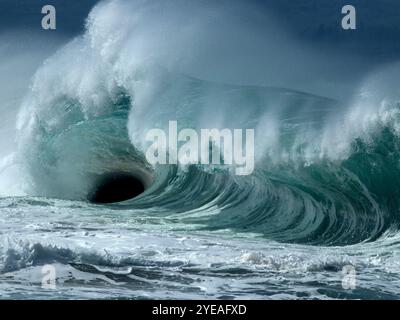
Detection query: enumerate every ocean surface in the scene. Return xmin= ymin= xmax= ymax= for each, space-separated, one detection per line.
xmin=1 ymin=0 xmax=400 ymax=300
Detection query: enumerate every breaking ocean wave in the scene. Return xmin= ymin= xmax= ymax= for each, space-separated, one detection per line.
xmin=1 ymin=0 xmax=400 ymax=299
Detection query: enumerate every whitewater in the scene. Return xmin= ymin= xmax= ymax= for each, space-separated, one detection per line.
xmin=1 ymin=0 xmax=400 ymax=299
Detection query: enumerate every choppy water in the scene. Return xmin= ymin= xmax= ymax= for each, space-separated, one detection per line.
xmin=2 ymin=197 xmax=400 ymax=299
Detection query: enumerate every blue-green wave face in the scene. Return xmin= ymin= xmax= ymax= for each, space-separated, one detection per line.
xmin=17 ymin=65 xmax=400 ymax=246
xmin=4 ymin=0 xmax=400 ymax=300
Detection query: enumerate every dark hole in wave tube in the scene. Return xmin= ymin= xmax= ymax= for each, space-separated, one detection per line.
xmin=89 ymin=172 xmax=145 ymax=204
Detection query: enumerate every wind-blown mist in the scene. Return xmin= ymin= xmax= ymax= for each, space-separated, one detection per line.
xmin=0 ymin=32 xmax=66 ymax=196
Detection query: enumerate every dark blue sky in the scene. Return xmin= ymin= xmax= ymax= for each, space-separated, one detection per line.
xmin=1 ymin=0 xmax=400 ymax=61
xmin=0 ymin=0 xmax=99 ymax=35
xmin=264 ymin=0 xmax=400 ymax=60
